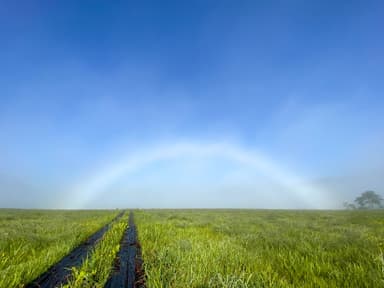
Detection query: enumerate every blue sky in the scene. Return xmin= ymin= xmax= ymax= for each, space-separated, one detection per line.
xmin=1 ymin=0 xmax=383 ymax=208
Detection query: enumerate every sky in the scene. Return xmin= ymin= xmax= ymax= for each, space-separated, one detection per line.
xmin=0 ymin=0 xmax=383 ymax=209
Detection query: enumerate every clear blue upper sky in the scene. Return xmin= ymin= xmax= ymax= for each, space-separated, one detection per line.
xmin=1 ymin=0 xmax=383 ymax=208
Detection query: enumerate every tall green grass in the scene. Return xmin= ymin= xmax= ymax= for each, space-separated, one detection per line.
xmin=136 ymin=209 xmax=384 ymax=287
xmin=0 ymin=209 xmax=118 ymax=288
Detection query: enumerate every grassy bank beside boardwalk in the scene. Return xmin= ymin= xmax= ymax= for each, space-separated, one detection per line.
xmin=136 ymin=209 xmax=384 ymax=288
xmin=0 ymin=209 xmax=119 ymax=288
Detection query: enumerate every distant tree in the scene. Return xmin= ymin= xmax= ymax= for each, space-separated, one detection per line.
xmin=343 ymin=201 xmax=356 ymax=210
xmin=354 ymin=190 xmax=383 ymax=209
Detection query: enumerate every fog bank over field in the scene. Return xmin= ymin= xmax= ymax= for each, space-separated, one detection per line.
xmin=1 ymin=139 xmax=383 ymax=209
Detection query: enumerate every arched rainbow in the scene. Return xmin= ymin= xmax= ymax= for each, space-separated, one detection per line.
xmin=62 ymin=141 xmax=329 ymax=209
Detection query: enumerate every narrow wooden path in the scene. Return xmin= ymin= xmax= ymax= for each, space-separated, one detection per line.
xmin=105 ymin=211 xmax=145 ymax=288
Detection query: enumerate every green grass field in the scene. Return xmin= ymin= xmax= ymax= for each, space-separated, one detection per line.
xmin=135 ymin=209 xmax=384 ymax=288
xmin=1 ymin=209 xmax=383 ymax=287
xmin=0 ymin=209 xmax=119 ymax=287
